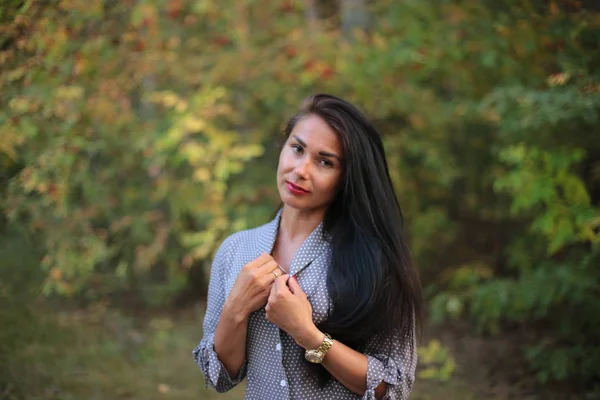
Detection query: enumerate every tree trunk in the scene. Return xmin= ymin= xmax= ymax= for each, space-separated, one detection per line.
xmin=341 ymin=0 xmax=369 ymax=40
xmin=305 ymin=0 xmax=319 ymax=32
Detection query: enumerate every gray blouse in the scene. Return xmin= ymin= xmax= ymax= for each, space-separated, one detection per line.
xmin=193 ymin=210 xmax=417 ymax=399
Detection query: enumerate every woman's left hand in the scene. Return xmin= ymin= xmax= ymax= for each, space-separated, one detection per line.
xmin=265 ymin=275 xmax=323 ymax=349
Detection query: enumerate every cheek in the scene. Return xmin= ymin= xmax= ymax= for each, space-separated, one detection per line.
xmin=276 ymin=151 xmax=287 ymax=175
xmin=278 ymin=150 xmax=296 ymax=172
xmin=316 ymin=171 xmax=343 ymax=196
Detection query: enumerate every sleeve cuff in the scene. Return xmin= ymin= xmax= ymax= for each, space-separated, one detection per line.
xmin=362 ymin=354 xmax=413 ymax=400
xmin=193 ymin=333 xmax=247 ymax=392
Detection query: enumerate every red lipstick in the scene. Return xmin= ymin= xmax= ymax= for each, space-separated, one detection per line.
xmin=286 ymin=181 xmax=309 ymax=195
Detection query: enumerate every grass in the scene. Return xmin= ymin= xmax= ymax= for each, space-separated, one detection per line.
xmin=2 ymin=303 xmax=484 ymax=400
xmin=3 ymin=304 xmax=243 ymax=400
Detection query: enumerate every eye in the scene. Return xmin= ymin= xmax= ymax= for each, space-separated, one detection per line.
xmin=319 ymin=159 xmax=334 ymax=168
xmin=291 ymin=144 xmax=303 ymax=154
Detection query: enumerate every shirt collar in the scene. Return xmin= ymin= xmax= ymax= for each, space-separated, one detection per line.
xmin=258 ymin=208 xmax=331 ymax=277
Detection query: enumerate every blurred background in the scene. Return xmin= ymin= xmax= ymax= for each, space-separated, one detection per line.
xmin=1 ymin=0 xmax=599 ymax=399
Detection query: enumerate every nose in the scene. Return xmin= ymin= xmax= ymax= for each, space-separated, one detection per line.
xmin=294 ymin=156 xmax=310 ymax=180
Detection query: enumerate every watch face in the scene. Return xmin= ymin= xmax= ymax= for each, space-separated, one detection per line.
xmin=305 ymin=350 xmax=323 ymax=363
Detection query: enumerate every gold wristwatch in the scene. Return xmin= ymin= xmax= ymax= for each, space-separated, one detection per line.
xmin=304 ymin=333 xmax=333 ymax=364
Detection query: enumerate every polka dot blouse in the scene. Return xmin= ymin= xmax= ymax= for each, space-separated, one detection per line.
xmin=193 ymin=210 xmax=417 ymax=399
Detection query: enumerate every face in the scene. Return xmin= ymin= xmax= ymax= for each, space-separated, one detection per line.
xmin=277 ymin=114 xmax=344 ymax=213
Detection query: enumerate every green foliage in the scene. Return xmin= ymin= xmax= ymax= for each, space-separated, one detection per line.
xmin=1 ymin=1 xmax=267 ymax=301
xmin=423 ymin=1 xmax=600 ymax=387
xmin=0 ymin=224 xmax=45 ymax=395
xmin=1 ymin=0 xmax=599 ymax=394
xmin=0 ymin=306 xmax=248 ymax=400
xmin=417 ymin=340 xmax=457 ymax=382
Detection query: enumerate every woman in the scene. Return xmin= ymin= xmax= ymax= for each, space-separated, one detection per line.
xmin=194 ymin=94 xmax=422 ymax=399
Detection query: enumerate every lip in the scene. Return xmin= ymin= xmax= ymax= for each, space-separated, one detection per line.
xmin=286 ymin=181 xmax=310 ymax=195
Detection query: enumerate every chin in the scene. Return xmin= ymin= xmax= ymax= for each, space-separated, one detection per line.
xmin=281 ymin=197 xmax=329 ymax=215
xmin=280 ymin=194 xmax=306 ymax=209
xmin=278 ymin=183 xmax=327 ymax=212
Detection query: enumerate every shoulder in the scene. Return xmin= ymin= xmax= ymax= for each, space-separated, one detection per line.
xmin=214 ymin=219 xmax=274 ymax=261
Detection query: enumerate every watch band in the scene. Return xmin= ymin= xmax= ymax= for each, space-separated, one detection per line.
xmin=304 ymin=333 xmax=333 ymax=364
xmin=316 ymin=333 xmax=333 ymax=354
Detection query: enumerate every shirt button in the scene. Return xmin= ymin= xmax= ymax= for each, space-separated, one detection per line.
xmin=276 ymin=343 xmax=282 ymax=351
xmin=280 ymin=379 xmax=287 ymax=387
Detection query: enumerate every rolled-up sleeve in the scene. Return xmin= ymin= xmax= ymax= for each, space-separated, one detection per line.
xmin=192 ymin=236 xmax=247 ymax=392
xmin=361 ymin=322 xmax=417 ymax=400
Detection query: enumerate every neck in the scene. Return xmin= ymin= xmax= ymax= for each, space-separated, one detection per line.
xmin=279 ymin=205 xmax=325 ymax=243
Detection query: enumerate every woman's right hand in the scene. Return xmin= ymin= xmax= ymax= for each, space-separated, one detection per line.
xmin=223 ymin=253 xmax=282 ymax=319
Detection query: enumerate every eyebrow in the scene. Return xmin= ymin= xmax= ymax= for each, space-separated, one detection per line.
xmin=293 ymin=135 xmax=342 ymax=162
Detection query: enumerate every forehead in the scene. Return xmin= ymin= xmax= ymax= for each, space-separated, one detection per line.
xmin=290 ymin=115 xmax=343 ymax=155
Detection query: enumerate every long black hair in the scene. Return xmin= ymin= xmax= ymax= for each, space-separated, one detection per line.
xmin=283 ymin=94 xmax=422 ymax=384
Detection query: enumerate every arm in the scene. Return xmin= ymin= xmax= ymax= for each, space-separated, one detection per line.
xmin=214 ymin=252 xmax=282 ymax=377
xmin=193 ymin=248 xmax=281 ymax=392
xmin=300 ymin=325 xmax=416 ymax=399
xmin=266 ymin=276 xmax=417 ymax=400
xmin=300 ymin=332 xmax=387 ymax=397
xmin=193 ymin=238 xmax=247 ymax=392
xmin=213 ymin=299 xmax=249 ymax=379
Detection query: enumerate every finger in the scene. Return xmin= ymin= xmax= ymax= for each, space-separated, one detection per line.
xmin=261 ymin=274 xmax=277 ymax=289
xmin=250 ymin=252 xmax=274 ymax=269
xmin=276 ymin=264 xmax=287 ymax=275
xmin=257 ymin=259 xmax=279 ymax=273
xmin=273 ymin=274 xmax=290 ymax=290
xmin=259 ymin=267 xmax=281 ymax=285
xmin=287 ymin=275 xmax=305 ymax=296
xmin=260 ymin=269 xmax=282 ymax=288
xmin=261 ymin=262 xmax=289 ymax=284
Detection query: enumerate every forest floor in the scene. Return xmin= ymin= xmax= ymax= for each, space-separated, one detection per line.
xmin=5 ymin=303 xmax=581 ymax=400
